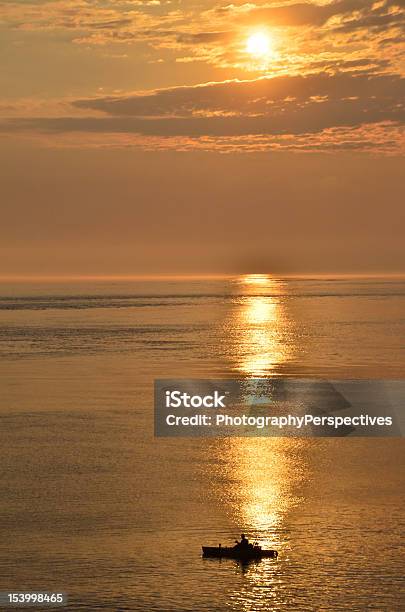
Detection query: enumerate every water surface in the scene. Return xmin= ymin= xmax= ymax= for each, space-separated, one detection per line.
xmin=0 ymin=276 xmax=404 ymax=610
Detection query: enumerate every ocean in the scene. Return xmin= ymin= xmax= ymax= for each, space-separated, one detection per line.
xmin=0 ymin=276 xmax=404 ymax=611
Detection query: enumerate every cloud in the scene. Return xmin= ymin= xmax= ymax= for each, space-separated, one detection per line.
xmin=175 ymin=31 xmax=234 ymax=45
xmin=1 ymin=0 xmax=172 ymax=35
xmin=1 ymin=1 xmax=404 ymax=152
xmin=1 ymin=71 xmax=404 ymax=152
xmin=72 ymin=72 xmax=405 ymax=123
xmin=2 ymin=113 xmax=403 ymax=139
xmin=221 ymin=0 xmax=404 ymax=30
xmin=332 ymin=2 xmax=405 ymax=33
xmin=2 ymin=0 xmax=404 ymax=78
xmin=223 ymin=0 xmax=365 ymax=27
xmin=1 ymin=119 xmax=402 ymax=154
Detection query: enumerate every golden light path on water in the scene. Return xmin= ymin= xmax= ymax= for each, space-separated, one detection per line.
xmin=214 ymin=275 xmax=307 ymax=607
xmin=236 ymin=274 xmax=290 ymax=377
xmin=222 ymin=436 xmax=302 ymax=542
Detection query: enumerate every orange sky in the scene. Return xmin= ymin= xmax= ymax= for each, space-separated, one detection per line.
xmin=0 ymin=0 xmax=404 ymax=275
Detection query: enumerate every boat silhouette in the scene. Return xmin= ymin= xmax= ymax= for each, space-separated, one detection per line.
xmin=202 ymin=535 xmax=278 ymax=560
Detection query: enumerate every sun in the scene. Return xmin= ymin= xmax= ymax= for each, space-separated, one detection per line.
xmin=246 ymin=32 xmax=272 ymax=58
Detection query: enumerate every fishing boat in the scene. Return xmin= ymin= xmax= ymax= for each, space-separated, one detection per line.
xmin=202 ymin=545 xmax=278 ymax=560
xmin=202 ymin=536 xmax=278 ymax=560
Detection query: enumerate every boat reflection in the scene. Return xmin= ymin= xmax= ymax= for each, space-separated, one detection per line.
xmin=202 ymin=555 xmax=272 ymax=576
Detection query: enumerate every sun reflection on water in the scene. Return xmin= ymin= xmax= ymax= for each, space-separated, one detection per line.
xmin=214 ymin=275 xmax=306 ymax=604
xmin=228 ymin=274 xmax=293 ymax=377
xmin=215 ymin=435 xmax=307 ymax=609
xmin=221 ymin=437 xmax=303 ymax=547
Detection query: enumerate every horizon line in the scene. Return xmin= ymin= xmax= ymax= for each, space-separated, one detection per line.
xmin=1 ymin=273 xmax=405 ymax=282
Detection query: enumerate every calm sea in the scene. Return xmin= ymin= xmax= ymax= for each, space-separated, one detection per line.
xmin=0 ymin=276 xmax=404 ymax=611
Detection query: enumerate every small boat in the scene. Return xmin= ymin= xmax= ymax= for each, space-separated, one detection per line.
xmin=202 ymin=543 xmax=278 ymax=560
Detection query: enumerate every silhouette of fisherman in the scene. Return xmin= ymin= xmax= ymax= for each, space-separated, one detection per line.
xmin=235 ymin=534 xmax=251 ymax=551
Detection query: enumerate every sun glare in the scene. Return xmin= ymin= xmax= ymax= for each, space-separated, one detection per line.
xmin=246 ymin=32 xmax=272 ymax=58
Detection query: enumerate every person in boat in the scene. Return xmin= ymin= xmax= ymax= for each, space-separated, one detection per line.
xmin=234 ymin=534 xmax=252 ymax=551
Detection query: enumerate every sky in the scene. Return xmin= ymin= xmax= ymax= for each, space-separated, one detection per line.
xmin=0 ymin=0 xmax=404 ymax=276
